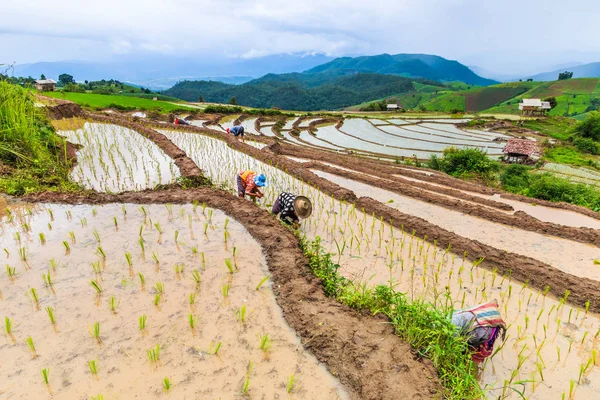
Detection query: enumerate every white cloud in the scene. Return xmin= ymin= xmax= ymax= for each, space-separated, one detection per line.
xmin=1 ymin=0 xmax=599 ymax=73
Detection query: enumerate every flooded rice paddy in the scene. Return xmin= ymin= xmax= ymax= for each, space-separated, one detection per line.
xmin=0 ymin=203 xmax=347 ymax=399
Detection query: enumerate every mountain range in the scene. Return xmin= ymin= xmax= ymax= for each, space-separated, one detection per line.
xmin=528 ymin=62 xmax=600 ymax=81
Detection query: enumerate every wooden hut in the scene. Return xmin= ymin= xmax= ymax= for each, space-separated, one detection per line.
xmin=502 ymin=138 xmax=540 ymax=163
xmin=34 ymin=79 xmax=56 ymax=91
xmin=518 ymin=99 xmax=551 ymax=116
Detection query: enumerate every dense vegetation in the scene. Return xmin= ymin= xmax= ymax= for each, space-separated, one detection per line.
xmin=164 ymin=73 xmax=422 ymax=111
xmin=427 ymin=142 xmax=600 ymax=211
xmin=0 ymin=81 xmax=79 ymax=195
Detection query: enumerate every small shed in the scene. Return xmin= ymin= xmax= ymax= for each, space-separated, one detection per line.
xmin=518 ymin=98 xmax=551 ymax=116
xmin=503 ymin=138 xmax=540 ymax=163
xmin=34 ymin=79 xmax=56 ymax=92
xmin=386 ymin=104 xmax=400 ymax=111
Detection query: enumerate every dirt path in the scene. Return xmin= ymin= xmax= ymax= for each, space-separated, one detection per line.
xmin=23 ymin=188 xmax=441 ymax=400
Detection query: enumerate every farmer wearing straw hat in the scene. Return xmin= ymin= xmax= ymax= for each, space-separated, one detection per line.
xmin=237 ymin=170 xmax=266 ymax=199
xmin=227 ymin=125 xmax=245 ymax=143
xmin=272 ymin=192 xmax=313 ymax=227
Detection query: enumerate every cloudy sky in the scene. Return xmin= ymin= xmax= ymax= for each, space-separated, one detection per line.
xmin=1 ymin=0 xmax=598 ymax=75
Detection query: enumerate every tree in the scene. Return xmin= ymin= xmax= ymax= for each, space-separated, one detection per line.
xmin=544 ymin=96 xmax=557 ymax=109
xmin=58 ymin=73 xmax=75 ymax=85
xmin=198 ymin=95 xmax=204 ymax=103
xmin=558 ymin=71 xmax=573 ymax=80
xmin=40 ymin=74 xmax=46 ymax=80
xmin=229 ymin=96 xmax=238 ymax=105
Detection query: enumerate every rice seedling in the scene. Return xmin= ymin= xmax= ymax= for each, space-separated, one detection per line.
xmin=191 ymin=269 xmax=201 ymax=287
xmin=96 ymin=246 xmax=106 ymax=260
xmin=91 ymin=261 xmax=102 ymax=276
xmin=138 ymin=272 xmax=146 ymax=291
xmin=188 ymin=314 xmax=197 ymax=331
xmin=124 ymin=252 xmax=133 ymax=267
xmin=225 ymin=258 xmax=235 ymax=274
xmin=90 ymin=280 xmax=103 ymax=294
xmin=19 ymin=246 xmax=27 ymax=262
xmin=189 ymin=293 xmax=196 ymax=305
xmin=62 ymin=241 xmax=70 ymax=254
xmin=90 ymin=322 xmax=101 ymax=344
xmin=242 ymin=376 xmax=250 ymax=396
xmin=69 ymin=231 xmax=76 ymax=243
xmin=28 ymin=287 xmax=40 ymax=309
xmin=211 ymin=341 xmax=222 ymax=355
xmin=255 ymin=275 xmax=269 ymax=290
xmin=91 ymin=395 xmax=104 ymax=400
xmin=42 ymin=270 xmax=53 ymax=289
xmin=38 ymin=232 xmax=46 ymax=245
xmin=201 ymin=252 xmax=206 ymax=270
xmin=235 ymin=305 xmax=247 ymax=325
xmin=108 ymin=296 xmax=119 ymax=314
xmin=221 ymin=283 xmax=231 ymax=300
xmin=6 ymin=265 xmax=17 ymax=281
xmin=41 ymin=368 xmax=50 ymax=386
xmin=88 ymin=359 xmax=98 ymax=378
xmin=26 ymin=336 xmax=37 ymax=357
xmin=287 ymin=373 xmax=295 ymax=394
xmin=203 ymin=222 xmax=209 ymax=236
xmin=93 ymin=229 xmax=101 ymax=243
xmin=174 ymin=263 xmax=185 ymax=277
xmin=113 ymin=217 xmax=118 ymax=229
xmin=259 ymin=333 xmax=271 ymax=353
xmin=45 ymin=306 xmax=56 ymax=326
xmin=147 ymin=344 xmax=160 ymax=364
xmin=4 ymin=316 xmax=13 ymax=336
xmin=138 ymin=237 xmax=145 ymax=254
xmin=174 ymin=230 xmax=180 ymax=244
xmin=154 ymin=281 xmax=164 ymax=294
xmin=163 ymin=377 xmax=171 ymax=391
xmin=139 ymin=314 xmax=147 ymax=332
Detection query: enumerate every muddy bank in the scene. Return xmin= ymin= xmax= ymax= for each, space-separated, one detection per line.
xmin=309 ymin=162 xmax=600 ymax=248
xmin=304 ymin=162 xmax=514 ymax=212
xmin=355 ymin=197 xmax=600 ymax=314
xmin=88 ymin=114 xmax=207 ymax=184
xmin=23 ymin=188 xmax=441 ymax=400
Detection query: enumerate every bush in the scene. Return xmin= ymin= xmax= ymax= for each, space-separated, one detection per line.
xmin=427 ymin=147 xmax=500 ymax=181
xmin=62 ymin=83 xmax=85 ymax=93
xmin=574 ymin=111 xmax=600 ymax=141
xmin=499 ymin=164 xmax=531 ymax=192
xmin=573 ymin=137 xmax=600 ymax=155
xmin=525 ymin=173 xmax=600 ymax=211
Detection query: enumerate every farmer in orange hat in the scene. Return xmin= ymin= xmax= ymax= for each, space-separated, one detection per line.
xmin=227 ymin=125 xmax=245 ymax=143
xmin=237 ymin=170 xmax=266 ymax=199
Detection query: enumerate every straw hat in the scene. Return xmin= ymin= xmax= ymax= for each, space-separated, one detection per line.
xmin=293 ymin=196 xmax=313 ymax=219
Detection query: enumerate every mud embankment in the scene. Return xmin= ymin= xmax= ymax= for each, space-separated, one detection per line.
xmin=22 ymin=188 xmax=441 ymax=400
xmin=88 ymin=114 xmax=207 ymax=184
xmin=306 ymin=162 xmax=600 ymax=248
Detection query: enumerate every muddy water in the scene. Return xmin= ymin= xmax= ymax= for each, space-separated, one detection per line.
xmin=394 ymin=174 xmax=600 ymax=230
xmin=313 ymin=171 xmax=600 ymax=282
xmin=86 ymin=130 xmax=600 ymax=398
xmin=58 ymin=123 xmax=180 ymax=193
xmin=0 ymin=204 xmax=347 ymax=399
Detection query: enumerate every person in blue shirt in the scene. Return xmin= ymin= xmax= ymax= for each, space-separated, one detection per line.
xmin=226 ymin=125 xmax=245 ymax=143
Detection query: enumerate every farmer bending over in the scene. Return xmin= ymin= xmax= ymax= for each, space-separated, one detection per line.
xmin=451 ymin=300 xmax=507 ymax=363
xmin=272 ymin=192 xmax=313 ymax=227
xmin=237 ymin=170 xmax=266 ymax=199
xmin=227 ymin=125 xmax=245 ymax=143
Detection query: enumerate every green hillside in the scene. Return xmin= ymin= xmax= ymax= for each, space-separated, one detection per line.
xmin=484 ymin=78 xmax=600 ymax=116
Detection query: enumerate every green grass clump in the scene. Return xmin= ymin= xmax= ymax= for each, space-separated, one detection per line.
xmin=0 ymin=81 xmax=80 ymax=195
xmin=300 ymin=236 xmax=480 ymax=399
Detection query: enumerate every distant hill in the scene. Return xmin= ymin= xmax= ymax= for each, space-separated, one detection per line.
xmin=12 ymin=53 xmax=333 ymax=90
xmin=529 ymin=62 xmax=600 ymax=81
xmin=306 ymin=53 xmax=498 ymax=86
xmin=163 ymin=73 xmax=442 ymax=110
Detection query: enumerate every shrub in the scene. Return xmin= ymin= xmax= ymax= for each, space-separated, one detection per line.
xmin=574 ymin=111 xmax=600 ymax=141
xmin=499 ymin=164 xmax=531 ymax=192
xmin=573 ymin=137 xmax=600 ymax=155
xmin=62 ymin=83 xmax=85 ymax=93
xmin=427 ymin=147 xmax=500 ymax=181
xmin=525 ymin=173 xmax=600 ymax=211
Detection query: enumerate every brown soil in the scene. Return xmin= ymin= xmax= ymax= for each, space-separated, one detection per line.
xmin=46 ymin=102 xmax=84 ymax=120
xmin=23 ymin=187 xmax=442 ymax=400
xmin=88 ymin=114 xmax=207 ymax=184
xmin=304 ymin=161 xmax=514 ymax=212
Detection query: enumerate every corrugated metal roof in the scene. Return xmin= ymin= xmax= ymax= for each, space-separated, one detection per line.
xmin=541 ymin=101 xmax=552 ymax=109
xmin=521 ymin=98 xmax=542 ymax=107
xmin=386 ymin=104 xmax=399 ymax=108
xmin=503 ymin=138 xmax=540 ymax=156
xmin=35 ymin=79 xmax=56 ymax=84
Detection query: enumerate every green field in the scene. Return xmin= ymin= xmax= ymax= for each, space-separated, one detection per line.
xmin=42 ymin=92 xmax=197 ymax=113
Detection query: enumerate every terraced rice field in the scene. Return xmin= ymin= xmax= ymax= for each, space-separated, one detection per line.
xmin=541 ymin=163 xmax=600 ymax=188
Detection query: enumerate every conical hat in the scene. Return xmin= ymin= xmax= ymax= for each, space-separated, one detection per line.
xmin=293 ymin=196 xmax=313 ymax=219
